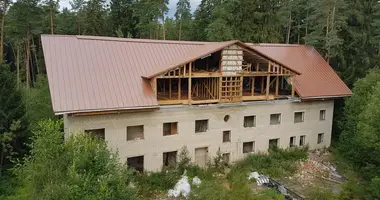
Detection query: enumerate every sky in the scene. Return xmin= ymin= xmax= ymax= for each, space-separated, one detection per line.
xmin=59 ymin=0 xmax=202 ymax=17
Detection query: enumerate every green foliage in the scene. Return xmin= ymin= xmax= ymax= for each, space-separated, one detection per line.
xmin=22 ymin=75 xmax=55 ymax=128
xmin=0 ymin=64 xmax=28 ymax=175
xmin=135 ymin=171 xmax=180 ymax=198
xmin=306 ymin=187 xmax=336 ymax=200
xmin=230 ymin=147 xmax=307 ymax=180
xmin=10 ymin=119 xmax=136 ymax=200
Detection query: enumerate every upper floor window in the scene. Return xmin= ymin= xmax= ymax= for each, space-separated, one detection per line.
xmin=85 ymin=128 xmax=105 ymax=139
xmin=163 ymin=122 xmax=178 ymax=136
xmin=320 ymin=110 xmax=326 ymax=121
xmin=270 ymin=114 xmax=281 ymax=125
xmin=195 ymin=120 xmax=208 ymax=133
xmin=127 ymin=125 xmax=144 ymax=141
xmin=294 ymin=112 xmax=304 ymax=123
xmin=244 ymin=115 xmax=256 ymax=127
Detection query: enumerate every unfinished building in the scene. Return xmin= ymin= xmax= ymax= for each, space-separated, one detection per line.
xmin=41 ymin=35 xmax=352 ymax=171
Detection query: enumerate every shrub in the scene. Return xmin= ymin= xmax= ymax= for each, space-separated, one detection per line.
xmin=10 ymin=120 xmax=136 ymax=200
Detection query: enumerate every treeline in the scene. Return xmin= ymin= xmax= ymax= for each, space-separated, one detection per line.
xmin=0 ymin=0 xmax=379 ymax=88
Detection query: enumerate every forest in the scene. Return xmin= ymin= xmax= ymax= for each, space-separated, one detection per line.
xmin=0 ymin=0 xmax=380 ymax=199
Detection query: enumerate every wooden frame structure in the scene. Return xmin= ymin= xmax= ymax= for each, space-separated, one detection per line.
xmin=151 ymin=44 xmax=298 ymax=105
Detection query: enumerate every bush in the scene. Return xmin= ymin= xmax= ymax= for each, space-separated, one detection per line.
xmin=10 ymin=120 xmax=136 ymax=200
xmin=135 ymin=171 xmax=180 ymax=198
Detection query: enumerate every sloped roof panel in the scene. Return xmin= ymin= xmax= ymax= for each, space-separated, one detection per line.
xmin=252 ymin=44 xmax=352 ymax=98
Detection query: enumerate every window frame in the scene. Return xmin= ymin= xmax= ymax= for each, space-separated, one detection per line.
xmin=299 ymin=135 xmax=306 ymax=146
xmin=320 ymin=110 xmax=326 ymax=121
xmin=222 ymin=130 xmax=231 ymax=143
xmin=317 ymin=133 xmax=324 ymax=144
xmin=294 ymin=111 xmax=305 ymax=123
xmin=244 ymin=115 xmax=256 ymax=128
xmin=163 ymin=122 xmax=178 ymax=136
xmin=195 ymin=119 xmax=209 ymax=133
xmin=243 ymin=141 xmax=255 ymax=153
xmin=270 ymin=113 xmax=281 ymax=125
xmin=126 ymin=125 xmax=144 ymax=141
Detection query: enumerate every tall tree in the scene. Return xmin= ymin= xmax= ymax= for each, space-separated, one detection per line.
xmin=82 ymin=0 xmax=107 ymax=35
xmin=109 ymin=0 xmax=137 ymax=37
xmin=43 ymin=0 xmax=59 ymax=34
xmin=191 ymin=0 xmax=213 ymax=41
xmin=0 ymin=0 xmax=10 ymax=63
xmin=304 ymin=0 xmax=346 ymax=62
xmin=0 ymin=64 xmax=28 ymax=176
xmin=174 ymin=0 xmax=191 ymax=40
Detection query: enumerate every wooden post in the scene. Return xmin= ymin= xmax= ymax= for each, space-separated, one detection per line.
xmin=266 ymin=63 xmax=271 ymax=99
xmin=169 ymin=79 xmax=172 ymax=99
xmin=291 ymin=75 xmax=295 ymax=97
xmin=178 ymin=78 xmax=181 ymax=100
xmin=275 ymin=76 xmax=279 ymax=97
xmin=256 ymin=63 xmax=259 ymax=72
xmin=188 ymin=62 xmax=192 ymax=104
xmin=153 ymin=78 xmax=157 ymax=97
xmin=251 ymin=77 xmax=255 ymax=96
xmin=260 ymin=77 xmax=264 ymax=94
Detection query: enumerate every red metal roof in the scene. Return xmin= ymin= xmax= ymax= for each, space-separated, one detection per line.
xmin=41 ymin=35 xmax=351 ymax=114
xmin=251 ymin=44 xmax=352 ymax=99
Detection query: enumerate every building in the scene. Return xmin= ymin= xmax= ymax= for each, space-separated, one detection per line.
xmin=41 ymin=35 xmax=352 ymax=171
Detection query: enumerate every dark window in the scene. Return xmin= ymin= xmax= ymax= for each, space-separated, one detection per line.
xmin=269 ymin=138 xmax=279 ymax=150
xmin=195 ymin=120 xmax=208 ymax=133
xmin=320 ymin=110 xmax=326 ymax=121
xmin=294 ymin=112 xmax=304 ymax=123
xmin=243 ymin=142 xmax=255 ymax=153
xmin=85 ymin=128 xmax=105 ymax=139
xmin=127 ymin=125 xmax=144 ymax=141
xmin=299 ymin=135 xmax=306 ymax=146
xmin=244 ymin=116 xmax=256 ymax=127
xmin=270 ymin=114 xmax=281 ymax=125
xmin=317 ymin=133 xmax=324 ymax=144
xmin=163 ymin=122 xmax=178 ymax=136
xmin=163 ymin=151 xmax=177 ymax=167
xmin=289 ymin=136 xmax=296 ymax=147
xmin=127 ymin=156 xmax=144 ymax=172
xmin=223 ymin=131 xmax=231 ymax=142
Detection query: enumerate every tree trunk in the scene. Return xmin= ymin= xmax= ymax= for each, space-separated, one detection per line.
xmin=17 ymin=45 xmax=20 ymax=89
xmin=0 ymin=11 xmax=5 ymax=64
xmin=178 ymin=19 xmax=182 ymax=41
xmin=297 ymin=21 xmax=300 ymax=44
xmin=50 ymin=7 xmax=54 ymax=34
xmin=156 ymin=17 xmax=159 ymax=39
xmin=31 ymin=37 xmax=39 ymax=74
xmin=286 ymin=12 xmax=292 ymax=44
xmin=305 ymin=10 xmax=309 ymax=37
xmin=162 ymin=11 xmax=166 ymax=40
xmin=26 ymin=32 xmax=30 ymax=88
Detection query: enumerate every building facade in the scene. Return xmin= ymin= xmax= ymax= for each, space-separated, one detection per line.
xmin=41 ymin=35 xmax=351 ymax=172
xmin=64 ymin=100 xmax=333 ymax=171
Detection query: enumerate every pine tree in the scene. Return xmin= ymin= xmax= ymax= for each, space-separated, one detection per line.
xmin=191 ymin=0 xmax=213 ymax=41
xmin=0 ymin=64 xmax=28 ymax=176
xmin=83 ymin=0 xmax=107 ymax=35
xmin=109 ymin=0 xmax=137 ymax=37
xmin=174 ymin=0 xmax=191 ymax=40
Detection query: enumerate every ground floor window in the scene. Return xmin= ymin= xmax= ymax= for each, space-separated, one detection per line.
xmin=163 ymin=151 xmax=177 ymax=167
xmin=127 ymin=156 xmax=144 ymax=172
xmin=84 ymin=128 xmax=105 ymax=139
xmin=243 ymin=141 xmax=255 ymax=153
xmin=222 ymin=153 xmax=230 ymax=164
xmin=269 ymin=138 xmax=279 ymax=150
xmin=289 ymin=136 xmax=296 ymax=147
xmin=299 ymin=135 xmax=306 ymax=146
xmin=317 ymin=133 xmax=324 ymax=144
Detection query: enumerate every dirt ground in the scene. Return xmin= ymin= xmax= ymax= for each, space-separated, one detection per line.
xmin=279 ymin=149 xmax=346 ymax=197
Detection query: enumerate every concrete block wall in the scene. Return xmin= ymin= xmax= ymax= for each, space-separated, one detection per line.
xmin=64 ymin=100 xmax=334 ymax=171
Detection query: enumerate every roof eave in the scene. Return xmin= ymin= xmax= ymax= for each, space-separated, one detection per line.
xmin=55 ymin=105 xmax=160 ymax=116
xmin=301 ymin=94 xmax=352 ymax=100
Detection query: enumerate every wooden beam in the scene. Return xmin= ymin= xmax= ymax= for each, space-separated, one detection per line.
xmin=178 ymin=78 xmax=181 ymax=100
xmin=169 ymin=79 xmax=172 ymax=99
xmin=188 ymin=62 xmax=192 ymax=104
xmin=266 ymin=63 xmax=271 ymax=99
xmin=291 ymin=75 xmax=295 ymax=97
xmin=251 ymin=77 xmax=255 ymax=96
xmin=275 ymin=76 xmax=279 ymax=97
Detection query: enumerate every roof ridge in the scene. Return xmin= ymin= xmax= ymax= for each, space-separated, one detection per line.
xmin=75 ymin=35 xmax=212 ymax=45
xmin=255 ymin=43 xmax=304 ymax=47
